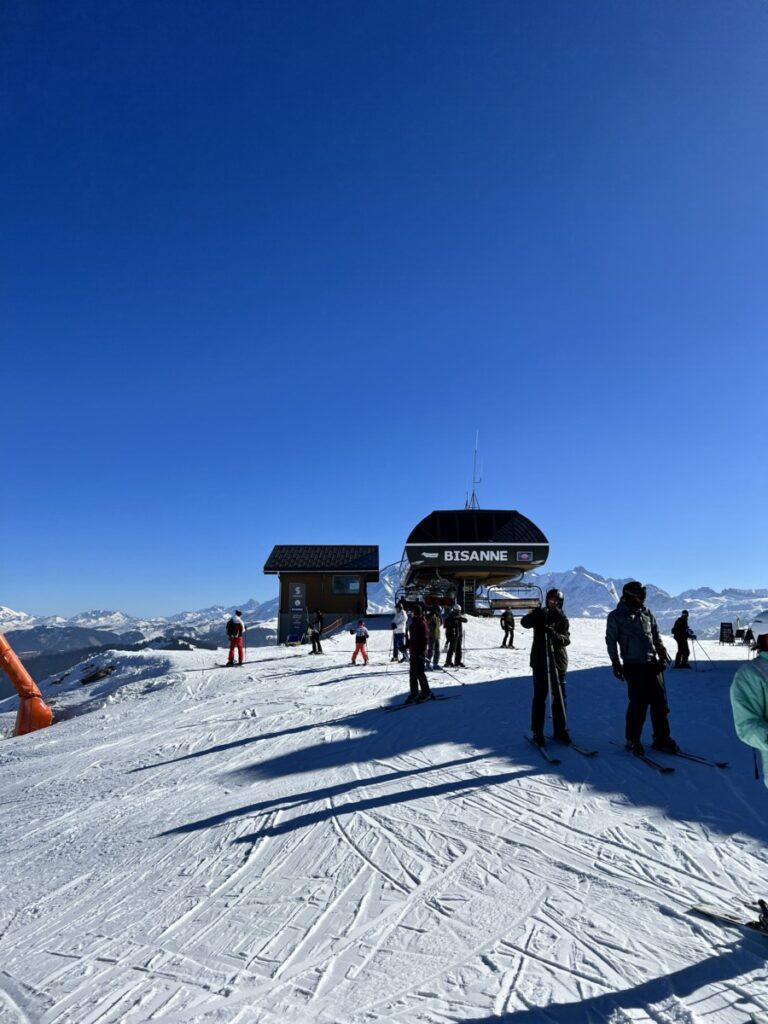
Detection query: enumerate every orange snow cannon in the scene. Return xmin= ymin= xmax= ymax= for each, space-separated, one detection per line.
xmin=0 ymin=633 xmax=54 ymax=736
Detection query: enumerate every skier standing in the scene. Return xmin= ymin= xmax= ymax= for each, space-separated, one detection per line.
xmin=521 ymin=589 xmax=571 ymax=745
xmin=310 ymin=608 xmax=324 ymax=655
xmin=444 ymin=605 xmax=467 ymax=668
xmin=606 ymin=581 xmax=676 ymax=755
xmin=404 ymin=603 xmax=433 ymax=703
xmin=226 ymin=610 xmax=246 ymax=667
xmin=427 ymin=608 xmax=442 ymax=669
xmin=731 ymin=631 xmax=768 ymax=785
xmin=671 ymin=610 xmax=693 ymax=668
xmin=391 ymin=602 xmax=408 ymax=662
xmin=351 ymin=620 xmax=370 ymax=665
xmin=500 ymin=608 xmax=515 ymax=648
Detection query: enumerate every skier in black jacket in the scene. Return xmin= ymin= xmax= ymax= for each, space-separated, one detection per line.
xmin=521 ymin=589 xmax=571 ymax=745
xmin=309 ymin=609 xmax=324 ymax=654
xmin=671 ymin=610 xmax=693 ymax=668
xmin=444 ymin=605 xmax=467 ymax=667
xmin=606 ymin=580 xmax=676 ymax=755
xmin=500 ymin=608 xmax=515 ymax=648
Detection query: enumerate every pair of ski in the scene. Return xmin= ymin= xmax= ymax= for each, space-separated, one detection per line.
xmin=691 ymin=901 xmax=768 ymax=938
xmin=383 ymin=694 xmax=456 ymax=712
xmin=524 ymin=735 xmax=598 ymax=765
xmin=609 ymin=741 xmax=729 ymax=774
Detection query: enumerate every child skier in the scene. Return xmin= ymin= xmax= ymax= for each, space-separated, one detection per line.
xmin=351 ymin=620 xmax=370 ymax=665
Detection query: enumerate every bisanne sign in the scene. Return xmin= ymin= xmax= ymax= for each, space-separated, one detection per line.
xmin=405 ymin=545 xmax=546 ymax=568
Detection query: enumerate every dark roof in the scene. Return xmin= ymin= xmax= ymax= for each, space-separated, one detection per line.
xmin=406 ymin=509 xmax=548 ymax=545
xmin=264 ymin=545 xmax=379 ymax=574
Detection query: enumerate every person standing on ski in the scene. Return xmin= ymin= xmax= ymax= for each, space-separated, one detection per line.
xmin=351 ymin=619 xmax=370 ymax=665
xmin=310 ymin=608 xmax=324 ymax=655
xmin=404 ymin=603 xmax=432 ymax=703
xmin=500 ymin=608 xmax=515 ymax=648
xmin=521 ymin=589 xmax=570 ymax=745
xmin=731 ymin=631 xmax=768 ymax=785
xmin=427 ymin=608 xmax=442 ymax=669
xmin=444 ymin=604 xmax=467 ymax=667
xmin=226 ymin=610 xmax=246 ymax=667
xmin=391 ymin=602 xmax=408 ymax=662
xmin=671 ymin=610 xmax=693 ymax=668
xmin=606 ymin=581 xmax=676 ymax=755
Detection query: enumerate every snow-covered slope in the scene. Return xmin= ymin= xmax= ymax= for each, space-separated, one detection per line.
xmin=1 ymin=619 xmax=766 ymax=1023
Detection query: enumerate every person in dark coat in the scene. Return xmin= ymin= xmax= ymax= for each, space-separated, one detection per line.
xmin=671 ymin=610 xmax=693 ymax=668
xmin=500 ymin=608 xmax=515 ymax=648
xmin=521 ymin=589 xmax=571 ymax=745
xmin=405 ymin=604 xmax=433 ymax=703
xmin=310 ymin=609 xmax=324 ymax=655
xmin=606 ymin=580 xmax=676 ymax=755
xmin=444 ymin=605 xmax=467 ymax=667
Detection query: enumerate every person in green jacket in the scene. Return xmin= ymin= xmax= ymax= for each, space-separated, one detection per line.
xmin=730 ymin=632 xmax=768 ymax=785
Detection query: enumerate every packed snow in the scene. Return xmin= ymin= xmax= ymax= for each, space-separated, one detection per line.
xmin=1 ymin=616 xmax=767 ymax=1023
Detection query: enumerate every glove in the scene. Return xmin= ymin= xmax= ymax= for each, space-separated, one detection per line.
xmin=657 ymin=648 xmax=671 ymax=668
xmin=612 ymin=661 xmax=625 ymax=681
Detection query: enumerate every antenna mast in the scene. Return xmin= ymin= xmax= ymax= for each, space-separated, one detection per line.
xmin=465 ymin=431 xmax=481 ymax=510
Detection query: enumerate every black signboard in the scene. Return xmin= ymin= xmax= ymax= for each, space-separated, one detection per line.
xmin=719 ymin=622 xmax=735 ymax=645
xmin=289 ymin=583 xmax=307 ymax=638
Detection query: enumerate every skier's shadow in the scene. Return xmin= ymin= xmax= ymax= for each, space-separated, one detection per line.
xmin=160 ymin=659 xmax=768 ymax=850
xmin=457 ymin=932 xmax=767 ymax=1022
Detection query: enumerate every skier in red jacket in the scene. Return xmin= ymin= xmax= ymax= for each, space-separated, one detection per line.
xmin=226 ymin=611 xmax=246 ymax=666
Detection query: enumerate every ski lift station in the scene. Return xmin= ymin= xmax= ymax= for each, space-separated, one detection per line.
xmin=264 ymin=508 xmax=549 ymax=642
xmin=398 ymin=508 xmax=550 ymax=613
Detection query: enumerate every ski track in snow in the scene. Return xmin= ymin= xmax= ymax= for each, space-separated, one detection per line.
xmin=2 ymin=618 xmax=768 ymax=1023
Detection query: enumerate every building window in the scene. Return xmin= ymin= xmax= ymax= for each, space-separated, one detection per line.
xmin=332 ymin=575 xmax=361 ymax=595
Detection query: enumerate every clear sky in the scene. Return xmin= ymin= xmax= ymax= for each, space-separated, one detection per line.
xmin=2 ymin=0 xmax=767 ymax=618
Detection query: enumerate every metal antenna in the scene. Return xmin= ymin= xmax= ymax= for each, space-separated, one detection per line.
xmin=465 ymin=431 xmax=481 ymax=509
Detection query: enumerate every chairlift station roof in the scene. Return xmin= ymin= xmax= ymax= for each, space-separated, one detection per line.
xmin=404 ymin=509 xmax=549 ymax=585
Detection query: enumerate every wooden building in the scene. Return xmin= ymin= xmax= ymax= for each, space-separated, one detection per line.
xmin=263 ymin=545 xmax=380 ymax=643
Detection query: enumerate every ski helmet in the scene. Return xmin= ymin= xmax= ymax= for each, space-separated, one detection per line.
xmin=546 ymin=589 xmax=564 ymax=607
xmin=622 ymin=581 xmax=647 ymax=603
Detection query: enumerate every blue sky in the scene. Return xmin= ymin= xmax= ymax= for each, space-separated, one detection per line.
xmin=2 ymin=0 xmax=767 ymax=617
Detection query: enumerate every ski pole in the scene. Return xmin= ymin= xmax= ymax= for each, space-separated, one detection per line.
xmin=692 ymin=636 xmax=714 ymax=663
xmin=545 ymin=630 xmax=568 ymax=730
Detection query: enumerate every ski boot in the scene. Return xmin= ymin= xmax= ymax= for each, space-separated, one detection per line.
xmin=652 ymin=736 xmax=679 ymax=754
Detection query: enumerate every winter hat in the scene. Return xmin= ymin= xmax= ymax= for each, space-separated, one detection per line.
xmin=757 ymin=634 xmax=768 ymax=653
xmin=546 ymin=589 xmax=564 ymax=606
xmin=622 ymin=581 xmax=647 ymax=603
xmin=682 ymin=610 xmax=688 ymax=616
xmin=235 ymin=610 xmax=242 ymax=617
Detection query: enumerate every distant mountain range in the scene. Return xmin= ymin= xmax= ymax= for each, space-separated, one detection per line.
xmin=368 ymin=565 xmax=768 ymax=637
xmin=0 ymin=597 xmax=279 ymax=693
xmin=1 ymin=568 xmax=766 ymax=694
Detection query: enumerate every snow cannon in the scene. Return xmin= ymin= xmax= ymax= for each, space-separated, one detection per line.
xmin=0 ymin=633 xmax=54 ymax=736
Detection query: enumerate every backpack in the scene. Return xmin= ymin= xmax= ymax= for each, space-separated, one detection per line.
xmin=226 ymin=618 xmax=239 ymax=638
